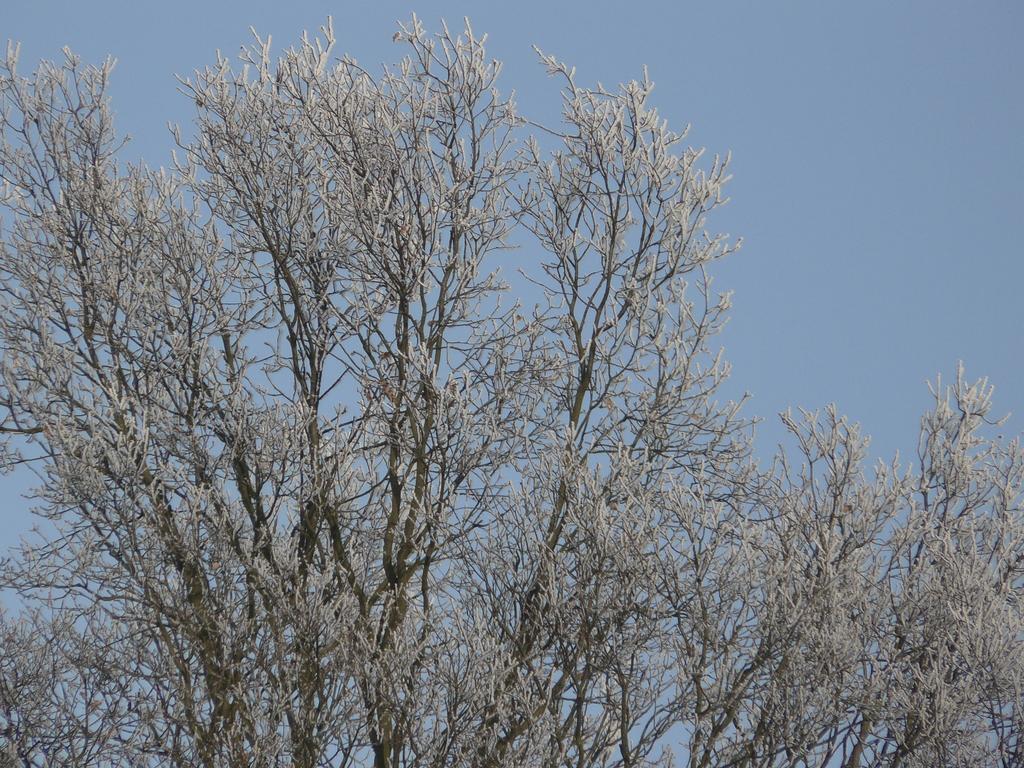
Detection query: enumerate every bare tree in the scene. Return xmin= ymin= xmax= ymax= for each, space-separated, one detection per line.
xmin=0 ymin=17 xmax=1020 ymax=768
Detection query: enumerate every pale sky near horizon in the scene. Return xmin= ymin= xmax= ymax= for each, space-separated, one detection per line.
xmin=1 ymin=1 xmax=1022 ymax=553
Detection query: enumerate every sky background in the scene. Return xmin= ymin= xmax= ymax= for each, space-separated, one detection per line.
xmin=1 ymin=1 xmax=1021 ymax=553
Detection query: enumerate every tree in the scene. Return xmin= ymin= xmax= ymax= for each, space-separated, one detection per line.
xmin=0 ymin=17 xmax=1020 ymax=768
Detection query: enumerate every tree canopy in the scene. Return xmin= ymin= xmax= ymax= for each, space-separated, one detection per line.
xmin=0 ymin=18 xmax=1021 ymax=768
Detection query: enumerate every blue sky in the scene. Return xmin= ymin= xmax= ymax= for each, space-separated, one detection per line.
xmin=1 ymin=1 xmax=1021 ymax=549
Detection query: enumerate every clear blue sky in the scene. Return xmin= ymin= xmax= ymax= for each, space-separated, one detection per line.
xmin=1 ymin=1 xmax=1021 ymax=550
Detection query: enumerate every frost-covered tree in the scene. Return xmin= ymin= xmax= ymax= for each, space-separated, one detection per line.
xmin=0 ymin=17 xmax=1020 ymax=768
